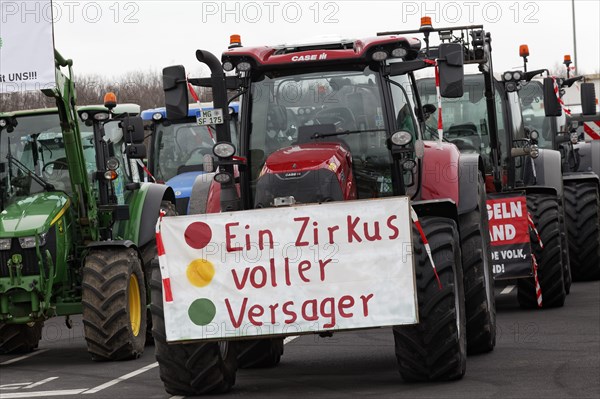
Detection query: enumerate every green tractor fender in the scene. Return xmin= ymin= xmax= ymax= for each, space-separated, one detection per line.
xmin=123 ymin=183 xmax=176 ymax=248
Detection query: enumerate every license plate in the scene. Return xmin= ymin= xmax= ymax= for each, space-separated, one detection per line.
xmin=196 ymin=109 xmax=224 ymax=126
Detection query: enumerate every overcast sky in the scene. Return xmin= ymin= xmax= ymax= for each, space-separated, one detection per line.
xmin=11 ymin=1 xmax=600 ymax=79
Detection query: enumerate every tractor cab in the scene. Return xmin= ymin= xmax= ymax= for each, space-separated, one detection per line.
xmin=0 ymin=109 xmax=75 ymax=204
xmin=162 ymin=33 xmax=465 ymax=212
xmin=142 ymin=102 xmax=239 ymax=214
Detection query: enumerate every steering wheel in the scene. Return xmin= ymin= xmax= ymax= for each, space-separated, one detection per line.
xmin=43 ymin=160 xmax=69 ymax=177
xmin=185 ymin=147 xmax=211 ymax=166
xmin=314 ymin=107 xmax=357 ymax=132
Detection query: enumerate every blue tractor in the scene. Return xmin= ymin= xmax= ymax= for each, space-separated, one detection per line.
xmin=142 ymin=102 xmax=239 ymax=214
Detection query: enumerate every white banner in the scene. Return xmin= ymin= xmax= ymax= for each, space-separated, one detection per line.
xmin=158 ymin=197 xmax=418 ymax=342
xmin=0 ymin=0 xmax=56 ymax=93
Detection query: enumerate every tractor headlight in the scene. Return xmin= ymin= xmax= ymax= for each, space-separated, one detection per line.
xmin=0 ymin=119 xmax=7 ymax=128
xmin=0 ymin=238 xmax=11 ymax=251
xmin=214 ymin=172 xmax=233 ymax=184
xmin=223 ymin=61 xmax=235 ymax=72
xmin=213 ymin=142 xmax=236 ymax=158
xmin=237 ymin=62 xmax=252 ymax=72
xmin=391 ymin=47 xmax=407 ymax=58
xmin=529 ymin=144 xmax=540 ymax=159
xmin=391 ymin=131 xmax=413 ymax=146
xmin=372 ymin=50 xmax=388 ymax=62
xmin=80 ymin=112 xmax=89 ymax=121
xmin=530 ymin=130 xmax=539 ymax=141
xmin=571 ymin=133 xmax=579 ymax=144
xmin=106 ymin=157 xmax=120 ymax=171
xmin=503 ymin=72 xmax=513 ymax=81
xmin=512 ymin=71 xmax=522 ymax=81
xmin=94 ymin=112 xmax=110 ymax=121
xmin=19 ymin=233 xmax=47 ymax=249
xmin=152 ymin=112 xmax=163 ymax=121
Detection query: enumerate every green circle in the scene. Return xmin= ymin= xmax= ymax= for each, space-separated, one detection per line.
xmin=188 ymin=298 xmax=217 ymax=326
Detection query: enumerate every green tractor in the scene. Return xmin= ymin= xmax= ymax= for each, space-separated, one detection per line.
xmin=0 ymin=51 xmax=175 ymax=360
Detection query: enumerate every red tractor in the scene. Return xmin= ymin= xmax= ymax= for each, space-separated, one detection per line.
xmin=153 ymin=27 xmax=494 ymax=395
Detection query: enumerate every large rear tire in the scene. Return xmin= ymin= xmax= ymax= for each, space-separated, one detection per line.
xmin=558 ymin=200 xmax=572 ymax=294
xmin=564 ymin=182 xmax=600 ymax=281
xmin=458 ymin=175 xmax=496 ymax=355
xmin=150 ymin=259 xmax=237 ymax=396
xmin=517 ymin=193 xmax=566 ymax=309
xmin=0 ymin=322 xmax=44 ymax=354
xmin=82 ymin=248 xmax=147 ymax=361
xmin=394 ymin=216 xmax=467 ymax=381
xmin=237 ymin=338 xmax=284 ymax=369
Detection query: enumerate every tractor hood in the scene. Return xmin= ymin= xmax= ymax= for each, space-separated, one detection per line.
xmin=167 ymin=171 xmax=206 ymax=199
xmin=0 ymin=193 xmax=70 ymax=237
xmin=262 ymin=143 xmax=349 ymax=174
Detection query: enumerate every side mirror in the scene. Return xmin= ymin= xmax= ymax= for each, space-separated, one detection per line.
xmin=543 ymin=77 xmax=562 ymax=117
xmin=121 ymin=116 xmax=145 ymax=144
xmin=125 ymin=144 xmax=147 ymax=159
xmin=437 ymin=43 xmax=464 ymax=98
xmin=581 ymin=83 xmax=597 ymax=116
xmin=163 ymin=65 xmax=189 ymax=120
xmin=422 ymin=103 xmax=436 ymax=120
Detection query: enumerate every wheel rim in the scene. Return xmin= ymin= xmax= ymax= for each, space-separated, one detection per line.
xmin=129 ymin=274 xmax=141 ymax=337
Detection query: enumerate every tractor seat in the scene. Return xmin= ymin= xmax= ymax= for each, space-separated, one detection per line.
xmin=447 ymin=123 xmax=478 ymax=137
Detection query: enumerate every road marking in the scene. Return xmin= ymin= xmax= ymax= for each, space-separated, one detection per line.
xmin=0 ymin=389 xmax=87 ymax=398
xmin=24 ymin=377 xmax=59 ymax=389
xmin=284 ymin=336 xmax=299 ymax=345
xmin=0 ymin=349 xmax=49 ymax=366
xmin=82 ymin=362 xmax=159 ymax=394
xmin=501 ymin=285 xmax=516 ymax=295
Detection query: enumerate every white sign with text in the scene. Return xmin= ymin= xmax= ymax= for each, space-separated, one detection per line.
xmin=0 ymin=0 xmax=56 ymax=93
xmin=158 ymin=197 xmax=418 ymax=342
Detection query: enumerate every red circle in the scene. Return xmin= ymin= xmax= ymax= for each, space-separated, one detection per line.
xmin=185 ymin=222 xmax=212 ymax=249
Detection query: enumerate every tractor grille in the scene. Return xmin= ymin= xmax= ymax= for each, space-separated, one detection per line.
xmin=0 ymin=229 xmax=57 ymax=278
xmin=175 ymin=197 xmax=190 ymax=215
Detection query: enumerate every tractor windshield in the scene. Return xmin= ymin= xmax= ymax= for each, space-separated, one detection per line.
xmin=419 ymin=75 xmax=507 ymax=174
xmin=152 ymin=120 xmax=238 ymax=182
xmin=0 ymin=113 xmax=80 ymax=208
xmin=249 ymin=66 xmax=399 ymax=198
xmin=519 ymin=81 xmax=560 ymax=149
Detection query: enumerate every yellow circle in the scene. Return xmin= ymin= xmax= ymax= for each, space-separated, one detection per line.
xmin=187 ymin=259 xmax=215 ymax=287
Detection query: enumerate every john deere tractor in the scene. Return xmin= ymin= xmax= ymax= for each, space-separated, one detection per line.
xmin=0 ymin=51 xmax=174 ymax=360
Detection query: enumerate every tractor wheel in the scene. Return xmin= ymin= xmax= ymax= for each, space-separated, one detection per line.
xmin=150 ymin=259 xmax=237 ymax=396
xmin=394 ymin=216 xmax=467 ymax=382
xmin=517 ymin=193 xmax=566 ymax=309
xmin=564 ymin=182 xmax=600 ymax=281
xmin=143 ymin=200 xmax=178 ymax=347
xmin=0 ymin=322 xmax=44 ymax=354
xmin=82 ymin=248 xmax=147 ymax=361
xmin=237 ymin=338 xmax=284 ymax=369
xmin=558 ymin=200 xmax=572 ymax=294
xmin=458 ymin=175 xmax=496 ymax=355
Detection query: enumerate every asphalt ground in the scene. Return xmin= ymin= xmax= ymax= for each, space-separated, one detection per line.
xmin=0 ymin=281 xmax=598 ymax=399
